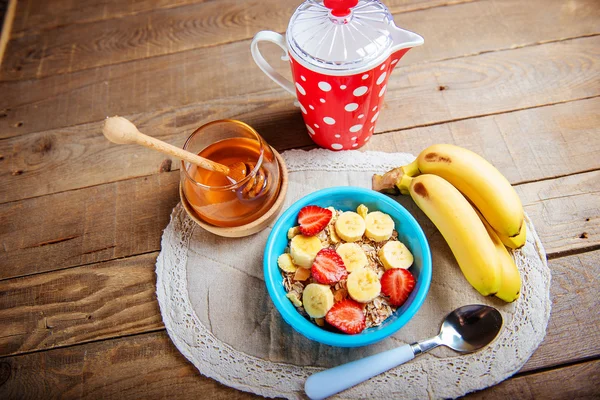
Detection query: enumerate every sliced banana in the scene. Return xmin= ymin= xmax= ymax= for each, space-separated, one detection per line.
xmin=286 ymin=292 xmax=303 ymax=307
xmin=277 ymin=253 xmax=298 ymax=273
xmin=335 ymin=211 xmax=366 ymax=242
xmin=336 ymin=243 xmax=368 ymax=272
xmin=290 ymin=234 xmax=323 ymax=268
xmin=357 ymin=204 xmax=368 ymax=220
xmin=379 ymin=241 xmax=414 ymax=270
xmin=347 ymin=268 xmax=381 ymax=303
xmin=365 ymin=211 xmax=395 ymax=242
xmin=329 ymin=225 xmax=341 ymax=243
xmin=287 ymin=226 xmax=301 ymax=240
xmin=302 ymin=283 xmax=334 ymax=318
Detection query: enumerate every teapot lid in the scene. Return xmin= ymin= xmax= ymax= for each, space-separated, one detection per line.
xmin=287 ymin=0 xmax=395 ymax=71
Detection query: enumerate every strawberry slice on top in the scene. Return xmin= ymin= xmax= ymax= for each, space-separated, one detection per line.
xmin=381 ymin=268 xmax=416 ymax=306
xmin=311 ymin=248 xmax=348 ymax=285
xmin=325 ymin=299 xmax=366 ymax=334
xmin=298 ymin=205 xmax=332 ymax=236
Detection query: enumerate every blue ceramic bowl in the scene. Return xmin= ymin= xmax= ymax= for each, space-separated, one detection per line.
xmin=263 ymin=186 xmax=432 ymax=347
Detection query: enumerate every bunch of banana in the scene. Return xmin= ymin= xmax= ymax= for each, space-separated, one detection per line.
xmin=373 ymin=143 xmax=526 ymax=249
xmin=398 ymin=174 xmax=502 ymax=296
xmin=372 ymin=144 xmax=524 ymax=302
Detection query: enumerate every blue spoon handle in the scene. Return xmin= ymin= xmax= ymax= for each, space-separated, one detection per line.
xmin=304 ymin=344 xmax=416 ymax=400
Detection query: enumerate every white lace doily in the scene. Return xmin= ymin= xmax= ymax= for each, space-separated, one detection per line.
xmin=156 ymin=149 xmax=551 ymax=399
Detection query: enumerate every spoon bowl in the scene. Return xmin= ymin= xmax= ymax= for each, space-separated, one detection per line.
xmin=440 ymin=304 xmax=503 ymax=353
xmin=305 ymin=304 xmax=503 ymax=400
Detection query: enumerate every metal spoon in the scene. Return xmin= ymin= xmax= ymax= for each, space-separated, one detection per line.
xmin=102 ymin=116 xmax=267 ymax=198
xmin=305 ymin=304 xmax=503 ymax=400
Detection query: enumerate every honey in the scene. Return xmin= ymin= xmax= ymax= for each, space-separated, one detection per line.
xmin=183 ymin=136 xmax=280 ymax=227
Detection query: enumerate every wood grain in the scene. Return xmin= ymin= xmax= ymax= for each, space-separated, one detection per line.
xmin=1 ymin=1 xmax=597 ymax=398
xmin=364 ymin=97 xmax=600 ymax=186
xmin=0 ymin=276 xmax=599 ymax=399
xmin=465 ymin=360 xmax=600 ymax=399
xmin=1 ymin=91 xmax=598 ymax=205
xmin=3 ymin=0 xmax=598 ymax=81
xmin=8 ymin=0 xmax=475 ymax=37
xmin=0 ymin=242 xmax=598 ymax=368
xmin=1 ymin=20 xmax=598 ymax=138
xmin=516 ymin=171 xmax=600 ymax=257
xmin=1 ymin=111 xmax=598 ymax=280
xmin=0 ymin=172 xmax=180 ymax=279
xmin=521 ymin=250 xmax=600 ymax=373
xmin=0 ymin=253 xmax=163 ymax=356
xmin=0 ymin=331 xmax=256 ymax=400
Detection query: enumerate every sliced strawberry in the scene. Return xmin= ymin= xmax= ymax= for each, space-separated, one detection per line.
xmin=311 ymin=248 xmax=348 ymax=285
xmin=325 ymin=299 xmax=366 ymax=334
xmin=380 ymin=268 xmax=416 ymax=306
xmin=298 ymin=205 xmax=332 ymax=236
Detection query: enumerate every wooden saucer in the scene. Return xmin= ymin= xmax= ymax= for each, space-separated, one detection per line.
xmin=180 ymin=149 xmax=288 ymax=238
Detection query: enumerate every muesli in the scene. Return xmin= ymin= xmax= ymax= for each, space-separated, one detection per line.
xmin=278 ymin=204 xmax=416 ymax=334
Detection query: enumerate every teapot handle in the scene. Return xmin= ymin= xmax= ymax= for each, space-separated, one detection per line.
xmin=251 ymin=31 xmax=297 ymax=97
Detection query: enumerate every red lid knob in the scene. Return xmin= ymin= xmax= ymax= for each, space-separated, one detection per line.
xmin=324 ymin=0 xmax=359 ymax=17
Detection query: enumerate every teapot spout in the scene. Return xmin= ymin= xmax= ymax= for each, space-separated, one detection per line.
xmin=390 ymin=26 xmax=424 ymax=53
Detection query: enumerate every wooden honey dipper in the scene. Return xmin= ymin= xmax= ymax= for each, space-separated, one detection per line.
xmin=102 ymin=116 xmax=267 ymax=197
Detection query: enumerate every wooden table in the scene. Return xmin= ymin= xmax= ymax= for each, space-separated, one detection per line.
xmin=0 ymin=0 xmax=598 ymax=398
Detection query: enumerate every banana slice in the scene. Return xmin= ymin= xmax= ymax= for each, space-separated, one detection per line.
xmin=336 ymin=243 xmax=368 ymax=272
xmin=277 ymin=253 xmax=298 ymax=273
xmin=379 ymin=241 xmax=413 ymax=270
xmin=347 ymin=268 xmax=381 ymax=303
xmin=357 ymin=204 xmax=368 ymax=220
xmin=365 ymin=211 xmax=395 ymax=242
xmin=290 ymin=235 xmax=323 ymax=268
xmin=287 ymin=226 xmax=301 ymax=240
xmin=286 ymin=292 xmax=303 ymax=307
xmin=329 ymin=226 xmax=341 ymax=243
xmin=302 ymin=283 xmax=334 ymax=318
xmin=335 ymin=211 xmax=366 ymax=242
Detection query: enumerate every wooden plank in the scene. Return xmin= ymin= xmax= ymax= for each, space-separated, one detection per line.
xmin=521 ymin=250 xmax=600 ymax=373
xmin=0 ymin=90 xmax=308 ymax=202
xmin=1 ymin=90 xmax=598 ymax=204
xmin=0 ymin=253 xmax=163 ymax=357
xmin=3 ymin=0 xmax=302 ymax=81
xmin=465 ymin=360 xmax=600 ymax=399
xmin=516 ymin=172 xmax=600 ymax=257
xmin=9 ymin=0 xmax=475 ymax=37
xmin=0 ymin=240 xmax=598 ymax=371
xmin=0 ymin=315 xmax=599 ymax=399
xmin=365 ymin=97 xmax=600 ymax=186
xmin=0 ymin=172 xmax=180 ymax=279
xmin=1 ymin=17 xmax=598 ymax=138
xmin=1 ymin=121 xmax=598 ymax=280
xmin=3 ymin=0 xmax=598 ymax=81
xmin=0 ymin=331 xmax=256 ymax=400
xmin=10 ymin=0 xmax=207 ymax=36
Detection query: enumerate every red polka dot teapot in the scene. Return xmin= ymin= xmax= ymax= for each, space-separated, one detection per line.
xmin=251 ymin=0 xmax=423 ymax=151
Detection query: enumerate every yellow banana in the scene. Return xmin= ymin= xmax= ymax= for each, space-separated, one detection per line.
xmin=398 ymin=174 xmax=502 ymax=296
xmin=364 ymin=211 xmax=395 ymax=242
xmin=373 ymin=144 xmax=526 ymax=247
xmin=496 ymin=219 xmax=527 ymax=249
xmin=302 ymin=283 xmax=334 ymax=318
xmin=335 ymin=211 xmax=366 ymax=242
xmin=406 ymin=144 xmax=524 ymax=243
xmin=347 ymin=268 xmax=381 ymax=303
xmin=290 ymin=235 xmax=322 ymax=268
xmin=475 ymin=209 xmax=522 ymax=302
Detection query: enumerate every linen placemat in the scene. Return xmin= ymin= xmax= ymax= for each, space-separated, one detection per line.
xmin=156 ymin=149 xmax=551 ymax=399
